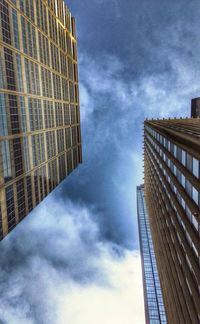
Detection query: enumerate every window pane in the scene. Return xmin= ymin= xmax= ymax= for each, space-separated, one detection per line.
xmin=193 ymin=158 xmax=199 ymax=179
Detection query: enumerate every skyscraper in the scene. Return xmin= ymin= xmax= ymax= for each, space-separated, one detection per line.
xmin=144 ymin=118 xmax=200 ymax=323
xmin=191 ymin=97 xmax=200 ymax=118
xmin=137 ymin=185 xmax=167 ymax=324
xmin=0 ymin=0 xmax=82 ymax=240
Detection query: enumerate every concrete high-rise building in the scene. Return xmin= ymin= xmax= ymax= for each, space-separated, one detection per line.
xmin=144 ymin=118 xmax=200 ymax=324
xmin=0 ymin=0 xmax=82 ymax=240
xmin=137 ymin=185 xmax=167 ymax=324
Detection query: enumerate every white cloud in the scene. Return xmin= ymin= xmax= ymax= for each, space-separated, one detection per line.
xmin=79 ymin=83 xmax=95 ymax=122
xmin=0 ymin=198 xmax=145 ymax=324
xmin=55 ymin=251 xmax=144 ymax=324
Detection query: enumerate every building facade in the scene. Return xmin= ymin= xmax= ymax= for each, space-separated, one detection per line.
xmin=137 ymin=185 xmax=167 ymax=324
xmin=0 ymin=0 xmax=82 ymax=240
xmin=191 ymin=98 xmax=200 ymax=118
xmin=144 ymin=118 xmax=200 ymax=323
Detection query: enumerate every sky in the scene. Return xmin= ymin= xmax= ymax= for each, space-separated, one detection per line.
xmin=1 ymin=0 xmax=200 ymax=323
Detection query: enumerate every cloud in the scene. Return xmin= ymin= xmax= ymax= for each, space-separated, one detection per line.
xmin=0 ymin=197 xmax=145 ymax=324
xmin=55 ymin=251 xmax=144 ymax=324
xmin=63 ymin=40 xmax=199 ymax=250
xmin=79 ymin=83 xmax=95 ymax=122
xmin=2 ymin=2 xmax=200 ymax=323
xmin=80 ymin=50 xmax=198 ymax=125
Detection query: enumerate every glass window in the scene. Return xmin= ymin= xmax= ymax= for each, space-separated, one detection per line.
xmin=1 ymin=140 xmax=12 ymax=182
xmin=19 ymin=96 xmax=27 ymax=132
xmin=0 ymin=94 xmax=8 ymax=136
xmin=63 ymin=104 xmax=70 ymax=125
xmin=71 ymin=126 xmax=77 ymax=146
xmin=192 ymin=158 xmax=199 ymax=179
xmin=16 ymin=178 xmax=26 ymax=221
xmin=65 ymin=127 xmax=71 ymax=149
xmin=25 ymin=59 xmax=40 ymax=95
xmin=70 ymin=104 xmax=77 ymax=124
xmin=20 ymin=0 xmax=24 ymax=12
xmin=28 ymin=98 xmax=43 ymax=131
xmin=55 ymin=102 xmax=63 ymax=126
xmin=170 ymin=142 xmax=174 ymax=155
xmin=177 ymin=147 xmax=182 ymax=162
xmin=62 ymin=78 xmax=69 ymax=101
xmin=21 ymin=16 xmax=28 ymax=54
xmin=16 ymin=54 xmax=23 ymax=92
xmin=73 ymin=147 xmax=78 ymax=168
xmin=185 ymin=180 xmax=192 ymax=197
xmin=186 ymin=153 xmax=193 ymax=173
xmin=12 ymin=9 xmax=20 ymax=49
xmin=170 ymin=160 xmax=174 ymax=173
xmin=46 ymin=131 xmax=56 ymax=159
xmin=13 ymin=138 xmax=23 ymax=176
xmin=192 ymin=186 xmax=199 ymax=206
xmin=30 ymin=0 xmax=35 ymax=22
xmin=22 ymin=137 xmax=30 ymax=172
xmin=4 ymin=47 xmax=16 ymax=91
xmin=66 ymin=150 xmax=73 ymax=174
xmin=181 ymin=150 xmax=186 ymax=166
xmin=68 ymin=58 xmax=73 ymax=80
xmin=24 ymin=58 xmax=31 ymax=93
xmin=174 ymin=144 xmax=177 ymax=158
xmin=6 ymin=185 xmax=16 ymax=230
xmin=0 ymin=54 xmax=4 ymax=88
xmin=181 ymin=174 xmax=185 ymax=188
xmin=27 ymin=21 xmax=33 ymax=58
xmin=69 ymin=82 xmax=75 ymax=102
xmin=176 ymin=169 xmax=181 ymax=182
xmin=32 ymin=26 xmax=37 ymax=59
xmin=1 ymin=1 xmax=11 ymax=44
xmin=9 ymin=95 xmax=20 ymax=134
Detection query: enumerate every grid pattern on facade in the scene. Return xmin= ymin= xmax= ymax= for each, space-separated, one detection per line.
xmin=137 ymin=185 xmax=167 ymax=324
xmin=144 ymin=119 xmax=200 ymax=324
xmin=0 ymin=0 xmax=82 ymax=239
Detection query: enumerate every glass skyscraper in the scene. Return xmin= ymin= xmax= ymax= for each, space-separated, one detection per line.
xmin=137 ymin=185 xmax=167 ymax=324
xmin=144 ymin=118 xmax=200 ymax=323
xmin=0 ymin=0 xmax=82 ymax=240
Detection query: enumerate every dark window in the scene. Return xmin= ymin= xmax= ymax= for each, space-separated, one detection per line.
xmin=16 ymin=179 xmax=26 ymax=221
xmin=13 ymin=138 xmax=23 ymax=177
xmin=8 ymin=95 xmax=20 ymax=134
xmin=59 ymin=154 xmax=66 ymax=181
xmin=66 ymin=150 xmax=73 ymax=174
xmin=186 ymin=153 xmax=193 ymax=173
xmin=26 ymin=175 xmax=33 ymax=212
xmin=4 ymin=48 xmax=16 ymax=91
xmin=65 ymin=127 xmax=71 ymax=149
xmin=6 ymin=185 xmax=16 ymax=231
xmin=0 ymin=1 xmax=11 ymax=44
xmin=34 ymin=171 xmax=39 ymax=205
xmin=73 ymin=148 xmax=78 ymax=168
